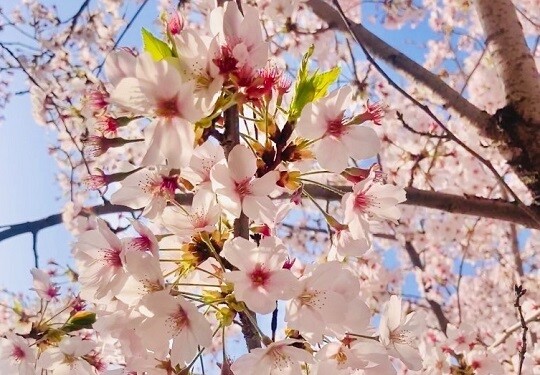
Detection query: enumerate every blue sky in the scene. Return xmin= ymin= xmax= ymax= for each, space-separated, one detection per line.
xmin=0 ymin=0 xmax=161 ymax=292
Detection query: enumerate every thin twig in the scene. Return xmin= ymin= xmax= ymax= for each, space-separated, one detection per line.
xmin=514 ymin=284 xmax=528 ymax=375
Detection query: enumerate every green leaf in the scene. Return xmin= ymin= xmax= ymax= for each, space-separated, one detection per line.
xmin=288 ymin=46 xmax=341 ymax=121
xmin=141 ymin=28 xmax=172 ymax=61
xmin=297 ymin=44 xmax=314 ymax=83
xmin=63 ymin=311 xmax=96 ymax=332
xmin=311 ymin=66 xmax=341 ymax=102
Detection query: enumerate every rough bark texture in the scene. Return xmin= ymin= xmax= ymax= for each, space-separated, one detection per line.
xmin=474 ymin=0 xmax=540 ymax=202
xmin=475 ymin=0 xmax=540 ymax=125
xmin=307 ymin=0 xmax=540 ymax=202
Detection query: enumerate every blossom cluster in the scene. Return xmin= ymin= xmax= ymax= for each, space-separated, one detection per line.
xmin=2 ymin=0 xmax=539 ymax=374
xmin=68 ymin=2 xmax=420 ymax=374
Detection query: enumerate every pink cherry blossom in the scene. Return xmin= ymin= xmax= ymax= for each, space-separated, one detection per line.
xmin=110 ymin=167 xmax=178 ymax=219
xmin=38 ymin=336 xmax=97 ymax=375
xmin=343 ymin=175 xmax=406 ymax=239
xmin=30 ymin=268 xmax=60 ymax=301
xmin=296 ymin=86 xmax=381 ymax=172
xmin=209 ymin=2 xmax=269 ymax=73
xmin=181 ymin=140 xmax=225 ymax=190
xmin=0 ymin=333 xmax=36 ymax=375
xmin=75 ymin=218 xmax=127 ymax=301
xmin=161 ymin=190 xmax=221 ymax=239
xmin=221 ymin=236 xmax=300 ymax=314
xmin=124 ymin=220 xmax=159 ymax=255
xmin=116 ymin=250 xmax=165 ymax=306
xmin=285 ymin=262 xmax=352 ymax=341
xmin=110 ymin=53 xmax=203 ymax=167
xmin=211 ymin=144 xmax=278 ymax=223
xmin=139 ymin=290 xmax=212 ymax=366
xmin=465 ymin=350 xmax=505 ymax=375
xmin=231 ymin=339 xmax=314 ymax=375
xmin=379 ymin=295 xmax=425 ymax=371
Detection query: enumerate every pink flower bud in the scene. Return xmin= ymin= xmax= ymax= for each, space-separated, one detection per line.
xmin=167 ymin=12 xmax=184 ymax=35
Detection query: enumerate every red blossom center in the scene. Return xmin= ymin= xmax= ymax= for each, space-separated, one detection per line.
xmin=235 ymin=178 xmax=252 ymax=198
xmin=169 ymin=306 xmax=189 ymax=331
xmin=104 ymin=248 xmax=123 ymax=268
xmin=156 ymin=98 xmax=180 ymax=117
xmin=353 ymin=192 xmax=371 ymax=212
xmin=46 ymin=285 xmax=60 ymax=299
xmin=131 ymin=236 xmax=151 ymax=252
xmin=152 ymin=176 xmax=178 ymax=200
xmin=11 ymin=345 xmax=26 ymax=361
xmin=326 ymin=117 xmax=346 ymax=138
xmin=213 ymin=45 xmax=238 ymax=75
xmin=96 ymin=117 xmax=119 ymax=136
xmin=249 ymin=264 xmax=271 ymax=287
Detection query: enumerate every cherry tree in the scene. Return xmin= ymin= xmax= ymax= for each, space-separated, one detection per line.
xmin=0 ymin=0 xmax=539 ymax=374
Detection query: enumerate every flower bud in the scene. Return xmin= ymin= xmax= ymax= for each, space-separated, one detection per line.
xmin=83 ymin=135 xmax=143 ymax=158
xmin=167 ymin=11 xmax=184 ymax=35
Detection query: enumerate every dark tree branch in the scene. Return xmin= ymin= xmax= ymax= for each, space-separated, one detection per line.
xmin=3 ymin=186 xmax=540 ymax=247
xmin=405 ymin=241 xmax=450 ymax=333
xmin=305 ymin=185 xmax=540 ymax=230
xmin=514 ymin=285 xmax=528 ymax=375
xmin=306 ymin=0 xmax=540 ymax=205
xmin=305 ymin=0 xmax=493 ymax=134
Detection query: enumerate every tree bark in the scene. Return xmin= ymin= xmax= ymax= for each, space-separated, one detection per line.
xmin=475 ymin=0 xmax=540 ymax=125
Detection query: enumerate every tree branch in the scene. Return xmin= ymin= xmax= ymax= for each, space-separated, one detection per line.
xmin=404 ymin=241 xmax=450 ymax=333
xmin=304 ymin=185 xmax=540 ymax=229
xmin=489 ymin=309 xmax=540 ymax=348
xmin=305 ymin=0 xmax=493 ymax=134
xmin=3 ymin=186 xmax=540 ymax=247
xmin=306 ymin=0 xmax=540 ymax=202
xmin=475 ymin=0 xmax=540 ymax=125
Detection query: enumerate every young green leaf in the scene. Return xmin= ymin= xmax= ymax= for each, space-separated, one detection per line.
xmin=141 ymin=28 xmax=172 ymax=61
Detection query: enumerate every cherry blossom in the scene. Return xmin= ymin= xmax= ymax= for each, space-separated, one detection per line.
xmin=181 ymin=140 xmax=225 ymax=190
xmin=0 ymin=333 xmax=36 ymax=375
xmin=379 ymin=295 xmax=425 ymax=370
xmin=211 ymin=144 xmax=278 ymax=223
xmin=139 ymin=290 xmax=212 ymax=366
xmin=209 ymin=2 xmax=269 ymax=73
xmin=161 ymin=190 xmax=221 ymax=239
xmin=110 ymin=167 xmax=178 ymax=219
xmin=2 ymin=0 xmax=538 ymax=373
xmin=38 ymin=336 xmax=97 ymax=375
xmin=221 ymin=236 xmax=300 ymax=314
xmin=343 ymin=175 xmax=406 ymax=239
xmin=231 ymin=339 xmax=314 ymax=375
xmin=75 ymin=218 xmax=127 ymax=301
xmin=109 ymin=53 xmax=203 ymax=167
xmin=296 ymin=85 xmax=381 ymax=172
xmin=30 ymin=268 xmax=60 ymax=301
